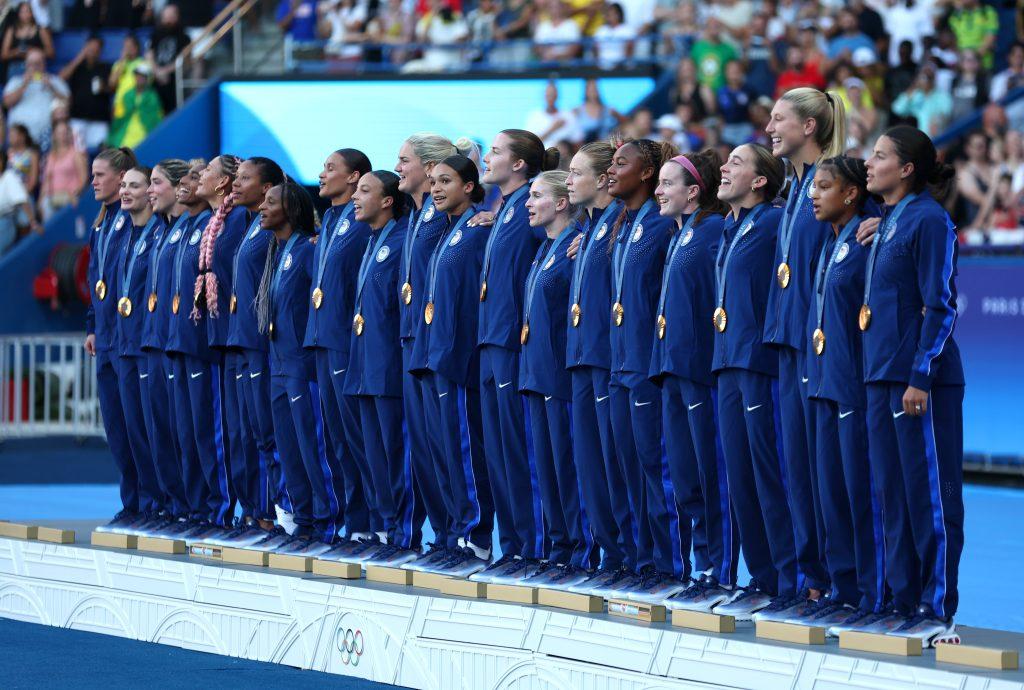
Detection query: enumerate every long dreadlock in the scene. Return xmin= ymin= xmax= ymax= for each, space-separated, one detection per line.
xmin=255 ymin=182 xmax=316 ymax=334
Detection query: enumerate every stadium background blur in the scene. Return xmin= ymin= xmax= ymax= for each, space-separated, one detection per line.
xmin=0 ymin=0 xmax=1021 ymax=474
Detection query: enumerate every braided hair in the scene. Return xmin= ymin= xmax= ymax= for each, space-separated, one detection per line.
xmin=818 ymin=155 xmax=870 ymax=209
xmin=255 ymin=182 xmax=316 ymax=334
xmin=192 ymin=154 xmax=241 ymax=320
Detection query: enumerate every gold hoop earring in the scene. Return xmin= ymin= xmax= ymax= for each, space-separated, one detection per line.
xmin=844 ymin=199 xmax=851 ymax=205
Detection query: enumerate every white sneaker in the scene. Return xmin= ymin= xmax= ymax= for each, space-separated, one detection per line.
xmin=275 ymin=504 xmax=297 ymax=534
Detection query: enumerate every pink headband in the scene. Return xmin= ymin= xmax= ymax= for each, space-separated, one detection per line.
xmin=670 ymin=155 xmax=704 ymax=192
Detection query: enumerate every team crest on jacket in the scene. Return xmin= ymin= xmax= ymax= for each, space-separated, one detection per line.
xmin=249 ymin=226 xmax=261 ymax=239
xmin=596 ymin=223 xmax=608 ymax=240
xmin=885 ymin=225 xmax=897 ymax=242
xmin=136 ymin=240 xmax=147 ymax=255
xmin=283 ymin=253 xmax=293 ymax=270
xmin=504 ymin=207 xmax=514 ymax=223
xmin=681 ymin=229 xmax=694 ymax=245
xmin=807 ymin=182 xmax=816 ymax=198
xmin=376 ymin=246 xmax=390 ymax=262
xmin=169 ymin=229 xmax=182 ymax=243
xmin=337 ymin=219 xmax=350 ymax=235
xmin=189 ymin=229 xmax=201 ymax=245
xmin=115 ymin=215 xmax=125 ymax=230
xmin=633 ymin=224 xmax=643 ymax=242
xmin=423 ymin=205 xmax=435 ymax=221
xmin=450 ymin=229 xmax=463 ymax=245
xmin=544 ymin=254 xmax=556 ymax=270
xmin=835 ymin=242 xmax=850 ymax=262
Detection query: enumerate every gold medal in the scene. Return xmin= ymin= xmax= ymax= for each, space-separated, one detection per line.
xmin=147 ymin=292 xmax=157 ymax=313
xmin=401 ymin=282 xmax=412 ymax=305
xmin=520 ymin=322 xmax=530 ymax=345
xmin=353 ymin=313 xmax=365 ymax=336
xmin=812 ymin=328 xmax=826 ymax=356
xmin=172 ymin=294 xmax=181 ymax=314
xmin=117 ymin=297 xmax=132 ymax=317
xmin=612 ymin=301 xmax=624 ymax=327
xmin=858 ymin=304 xmax=872 ymax=331
xmin=95 ymin=279 xmax=107 ymax=300
xmin=268 ymin=322 xmax=275 ymax=339
xmin=424 ymin=301 xmax=435 ymax=325
xmin=229 ymin=294 xmax=238 ymax=314
xmin=311 ymin=287 xmax=323 ymax=310
xmin=571 ymin=303 xmax=581 ymax=328
xmin=776 ymin=262 xmax=791 ymax=289
xmin=479 ymin=281 xmax=488 ymax=302
xmin=657 ymin=314 xmax=667 ymax=340
xmin=713 ymin=306 xmax=728 ymax=333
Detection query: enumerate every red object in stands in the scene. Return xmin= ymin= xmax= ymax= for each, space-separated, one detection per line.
xmin=5 ymin=378 xmax=29 ymax=422
xmin=33 ymin=267 xmax=58 ymax=300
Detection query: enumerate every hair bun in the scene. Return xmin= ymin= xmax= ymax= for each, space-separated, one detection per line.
xmin=542 ymin=147 xmax=561 ymax=172
xmin=453 ymin=137 xmax=477 ymax=157
xmin=930 ymin=163 xmax=956 ymax=183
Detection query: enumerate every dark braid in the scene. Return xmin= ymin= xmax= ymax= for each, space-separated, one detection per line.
xmin=818 ymin=155 xmax=870 ymax=209
xmin=255 ymin=182 xmax=316 ymax=334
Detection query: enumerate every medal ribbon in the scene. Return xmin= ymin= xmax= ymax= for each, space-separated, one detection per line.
xmin=656 ymin=212 xmax=699 ymax=318
xmin=479 ymin=184 xmax=530 ymax=285
xmin=269 ymin=233 xmax=301 ymax=328
xmin=778 ymin=163 xmax=816 ymax=266
xmin=716 ymin=204 xmax=769 ymax=309
xmin=314 ymin=202 xmax=353 ymax=290
xmin=814 ymin=214 xmax=861 ymax=329
xmin=96 ymin=208 xmax=125 ymax=282
xmin=119 ymin=215 xmax=158 ymax=300
xmin=570 ymin=202 xmax=620 ymax=308
xmin=862 ymin=193 xmax=917 ymax=309
xmin=354 ymin=219 xmax=397 ymax=315
xmin=173 ymin=210 xmax=211 ymax=300
xmin=524 ymin=225 xmax=575 ymax=325
xmin=401 ymin=198 xmax=434 ymax=288
xmin=231 ymin=214 xmax=262 ymax=290
xmin=426 ymin=208 xmax=475 ymax=304
xmin=149 ymin=212 xmax=189 ymax=296
xmin=612 ymin=198 xmax=657 ymax=306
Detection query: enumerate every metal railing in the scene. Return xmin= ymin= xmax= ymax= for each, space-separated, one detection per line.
xmin=174 ymin=0 xmax=262 ymax=108
xmin=0 ymin=335 xmax=102 ymax=440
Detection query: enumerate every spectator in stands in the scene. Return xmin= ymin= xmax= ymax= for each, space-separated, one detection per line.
xmin=660 ymin=1 xmax=698 ymax=57
xmin=572 ymin=78 xmax=625 ymax=143
xmin=0 ymin=2 xmax=53 ymax=75
xmin=847 ymin=0 xmax=886 ymax=45
xmin=874 ymin=0 xmax=935 ymax=66
xmin=710 ymin=0 xmax=755 ymax=40
xmin=147 ymin=3 xmax=190 ymax=114
xmin=716 ymin=59 xmax=754 ymax=145
xmin=0 ymin=152 xmax=39 ymax=253
xmin=2 ymin=47 xmax=68 ymax=145
xmin=950 ymin=49 xmax=990 ymax=122
xmin=6 ymin=121 xmax=36 ymax=194
xmin=654 ymin=112 xmax=689 ymax=151
xmin=957 ymin=131 xmax=996 ymax=229
xmin=828 ymin=8 xmax=876 ymax=63
xmin=690 ymin=18 xmax=737 ymax=91
xmin=319 ymin=0 xmax=369 ymax=65
xmin=108 ymin=34 xmax=144 ymax=111
xmin=885 ymin=40 xmax=918 ymax=113
xmin=534 ymin=0 xmax=582 ymax=62
xmin=891 ymin=66 xmax=951 ymax=135
xmin=991 ymin=42 xmax=1024 ymax=101
xmin=949 ymin=0 xmax=999 ymax=69
xmin=465 ymin=0 xmax=499 ymax=63
xmin=403 ymin=0 xmax=468 ymax=73
xmin=626 ymin=105 xmax=653 ymax=139
xmin=277 ymin=0 xmax=318 ymax=43
xmin=491 ymin=0 xmax=534 ymax=66
xmin=742 ymin=12 xmax=780 ymax=99
xmin=592 ymin=2 xmax=634 ymax=69
xmin=107 ymin=62 xmax=163 ymax=148
xmin=38 ymin=120 xmax=86 ymax=221
xmin=59 ymin=35 xmax=111 ymax=151
xmin=525 ymin=79 xmax=579 ymax=147
xmin=838 ymin=76 xmax=879 ymax=139
xmin=668 ymin=57 xmax=712 ymax=122
xmin=365 ymin=0 xmax=415 ymax=65
xmin=774 ymin=45 xmax=826 ymax=97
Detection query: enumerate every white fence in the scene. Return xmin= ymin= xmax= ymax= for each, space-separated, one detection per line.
xmin=0 ymin=334 xmax=103 ymax=440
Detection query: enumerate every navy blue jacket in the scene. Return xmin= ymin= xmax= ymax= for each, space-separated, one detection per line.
xmin=141 ymin=213 xmax=189 ymax=352
xmin=712 ymin=204 xmax=782 ymax=376
xmin=649 ymin=212 xmax=724 ymax=387
xmin=226 ymin=214 xmax=272 ymax=352
xmin=609 ymin=201 xmax=674 ymax=376
xmin=409 ymin=206 xmax=488 ymax=386
xmin=477 ymin=184 xmax=545 ymax=352
xmin=519 ymin=226 xmax=576 ymax=400
xmin=303 ymin=202 xmax=372 ymax=354
xmin=206 ymin=205 xmax=250 ymax=349
xmin=566 ymin=202 xmax=621 ymax=371
xmin=165 ymin=211 xmax=214 ymax=360
xmin=805 ymin=215 xmax=871 ymax=409
xmin=269 ymin=235 xmax=316 ymax=380
xmin=763 ymin=164 xmax=832 ymax=352
xmin=114 ymin=214 xmax=159 ymax=358
xmin=86 ymin=202 xmax=127 ymax=351
xmin=399 ymin=195 xmax=449 ymax=341
xmin=862 ymin=193 xmax=963 ymax=390
xmin=344 ymin=216 xmax=409 ymax=397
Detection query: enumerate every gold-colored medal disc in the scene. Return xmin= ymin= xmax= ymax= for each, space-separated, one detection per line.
xmin=713 ymin=306 xmax=728 ymax=333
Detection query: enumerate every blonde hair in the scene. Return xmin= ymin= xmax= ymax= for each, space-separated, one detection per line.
xmin=780 ymin=88 xmax=848 ymax=161
xmin=405 ymin=133 xmax=476 ymax=166
xmin=535 ymin=170 xmax=577 ymax=216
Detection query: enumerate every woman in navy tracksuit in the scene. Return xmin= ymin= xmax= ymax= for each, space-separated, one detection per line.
xmin=394 ymin=134 xmax=465 ymax=569
xmin=409 ymin=155 xmax=493 ymax=577
xmin=113 ymin=165 xmax=163 ymax=524
xmin=472 ymin=129 xmax=555 ymax=571
xmin=786 ymin=156 xmax=885 ymax=632
xmin=139 ymin=159 xmax=192 ymax=528
xmin=762 ymin=88 xmax=849 ymax=605
xmin=606 ymin=139 xmax=686 ymax=602
xmin=86 ymin=146 xmax=146 ymax=533
xmin=707 ymin=144 xmax=795 ymax=621
xmin=255 ymin=182 xmax=338 ymax=554
xmin=304 ymin=149 xmax=376 ymax=553
xmin=853 ymin=126 xmax=964 ymax=646
xmin=223 ymin=157 xmax=287 ymax=540
xmin=517 ymin=170 xmax=593 ymax=588
xmin=343 ymin=171 xmax=420 ymax=566
xmin=563 ymin=142 xmax=635 ymax=597
xmin=649 ymin=150 xmax=741 ymax=611
xmin=164 ymin=160 xmax=228 ymax=534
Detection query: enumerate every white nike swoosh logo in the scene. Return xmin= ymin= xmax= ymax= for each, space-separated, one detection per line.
xmin=498 ymin=381 xmax=512 ymax=389
xmin=290 ymin=395 xmax=303 ymax=403
xmin=839 ymin=410 xmax=854 ymax=419
xmin=190 ymin=372 xmax=202 ymax=379
xmin=746 ymin=404 xmax=763 ymax=412
xmin=235 ymin=373 xmax=244 ymax=380
xmin=333 ymin=368 xmax=346 ymax=376
xmin=544 ymin=395 xmax=552 ymax=401
xmin=168 ymin=375 xmax=174 ymax=380
xmin=438 ymin=392 xmax=448 ymax=398
xmin=801 ymin=377 xmax=809 ymax=383
xmin=634 ymin=401 xmax=653 ymax=407
xmin=687 ymin=402 xmax=703 ymax=410
xmin=139 ymin=373 xmax=148 ymax=379
xmin=893 ymin=410 xmax=906 ymax=418
xmin=249 ymin=372 xmax=261 ymax=379
xmin=595 ymin=395 xmax=609 ymax=402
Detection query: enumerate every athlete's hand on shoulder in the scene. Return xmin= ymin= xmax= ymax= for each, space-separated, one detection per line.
xmin=309 ymin=235 xmax=319 ymax=245
xmin=856 ymin=217 xmax=880 ymax=246
xmin=567 ymin=233 xmax=582 ymax=259
xmin=84 ymin=333 xmax=96 ymax=357
xmin=902 ymin=385 xmax=928 ymax=416
xmin=467 ymin=211 xmax=495 ymax=227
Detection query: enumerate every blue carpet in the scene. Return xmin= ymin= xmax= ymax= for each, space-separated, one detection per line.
xmin=0 ymin=618 xmax=401 ymax=689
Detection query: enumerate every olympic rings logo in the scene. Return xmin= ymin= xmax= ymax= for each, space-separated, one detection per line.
xmin=337 ymin=627 xmax=365 ymax=666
